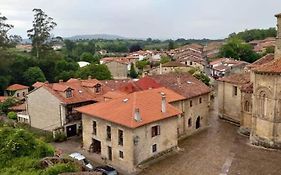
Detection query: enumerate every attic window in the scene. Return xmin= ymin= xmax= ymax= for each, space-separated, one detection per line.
xmin=66 ymin=89 xmax=73 ymax=98
xmin=95 ymin=84 xmax=102 ymax=93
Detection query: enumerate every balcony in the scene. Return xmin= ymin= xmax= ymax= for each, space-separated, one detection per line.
xmin=65 ymin=112 xmax=81 ymax=124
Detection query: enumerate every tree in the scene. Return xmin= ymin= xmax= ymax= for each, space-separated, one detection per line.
xmin=80 ymin=52 xmax=94 ymax=62
xmin=23 ymin=67 xmax=46 ymax=86
xmin=136 ymin=60 xmax=149 ymax=70
xmin=129 ymin=44 xmax=142 ymax=53
xmin=188 ymin=68 xmax=210 ymax=86
xmin=160 ymin=56 xmax=171 ymax=64
xmin=27 ymin=9 xmax=57 ymax=58
xmin=219 ymin=37 xmax=260 ymax=63
xmin=0 ymin=97 xmax=17 ymax=114
xmin=129 ymin=63 xmax=138 ymax=78
xmin=76 ymin=64 xmax=112 ymax=80
xmin=7 ymin=111 xmax=17 ymax=120
xmin=168 ymin=40 xmax=175 ymax=50
xmin=0 ymin=13 xmax=22 ymax=48
xmin=229 ymin=28 xmax=276 ymax=42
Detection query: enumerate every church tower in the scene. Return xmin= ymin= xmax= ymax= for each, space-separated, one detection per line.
xmin=274 ymin=13 xmax=281 ymax=59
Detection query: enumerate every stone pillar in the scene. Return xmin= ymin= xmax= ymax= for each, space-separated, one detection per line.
xmin=274 ymin=13 xmax=281 ymax=59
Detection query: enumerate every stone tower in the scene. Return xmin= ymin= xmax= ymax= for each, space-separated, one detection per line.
xmin=275 ymin=13 xmax=281 ymax=59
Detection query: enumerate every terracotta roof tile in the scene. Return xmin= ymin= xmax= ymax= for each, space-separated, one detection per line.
xmin=102 ymin=57 xmax=130 ymax=65
xmin=101 ymin=79 xmax=130 ymax=91
xmin=253 ymin=57 xmax=281 ymax=74
xmin=32 ymin=82 xmax=46 ymax=89
xmin=217 ymin=73 xmax=250 ymax=85
xmin=162 ymin=61 xmax=189 ymax=67
xmin=148 ymin=73 xmax=211 ymax=99
xmin=241 ymin=83 xmax=253 ymax=93
xmin=246 ymin=54 xmax=274 ymax=69
xmin=6 ymin=84 xmax=29 ymax=91
xmin=0 ymin=96 xmax=7 ymax=103
xmin=75 ymin=89 xmax=182 ymax=128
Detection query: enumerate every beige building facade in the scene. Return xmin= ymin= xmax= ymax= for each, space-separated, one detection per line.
xmin=104 ymin=61 xmax=129 ymax=79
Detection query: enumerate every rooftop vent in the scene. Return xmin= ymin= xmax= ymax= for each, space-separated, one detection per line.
xmin=134 ymin=108 xmax=141 ymax=122
xmin=187 ymin=81 xmax=192 ymax=84
xmin=123 ymin=98 xmax=128 ymax=103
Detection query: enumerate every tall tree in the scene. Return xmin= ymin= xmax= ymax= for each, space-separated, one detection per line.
xmin=129 ymin=63 xmax=138 ymax=78
xmin=0 ymin=13 xmax=21 ymax=48
xmin=23 ymin=66 xmax=46 ymax=86
xmin=27 ymin=9 xmax=57 ymax=58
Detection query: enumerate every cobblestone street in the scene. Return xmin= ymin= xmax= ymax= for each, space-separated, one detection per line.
xmin=140 ymin=104 xmax=281 ymax=175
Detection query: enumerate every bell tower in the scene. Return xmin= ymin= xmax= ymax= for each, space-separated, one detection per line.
xmin=274 ymin=13 xmax=281 ymax=59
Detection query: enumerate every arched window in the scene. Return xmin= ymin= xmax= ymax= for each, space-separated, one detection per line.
xmin=259 ymin=91 xmax=267 ymax=117
xmin=244 ymin=101 xmax=250 ymax=112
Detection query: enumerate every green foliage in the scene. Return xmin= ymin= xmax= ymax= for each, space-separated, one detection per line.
xmin=168 ymin=40 xmax=175 ymax=50
xmin=23 ymin=66 xmax=46 ymax=86
xmin=160 ymin=56 xmax=171 ymax=64
xmin=0 ymin=97 xmax=17 ymax=114
xmin=76 ymin=64 xmax=112 ymax=80
xmin=129 ymin=44 xmax=142 ymax=52
xmin=129 ymin=63 xmax=138 ymax=78
xmin=27 ymin=8 xmax=57 ymax=58
xmin=42 ymin=163 xmax=78 ymax=175
xmin=229 ymin=27 xmax=276 ymax=42
xmin=265 ymin=46 xmax=275 ymax=54
xmin=53 ymin=132 xmax=67 ymax=142
xmin=188 ymin=68 xmax=210 ymax=86
xmin=136 ymin=60 xmax=149 ymax=70
xmin=7 ymin=112 xmax=17 ymax=120
xmin=219 ymin=37 xmax=260 ymax=63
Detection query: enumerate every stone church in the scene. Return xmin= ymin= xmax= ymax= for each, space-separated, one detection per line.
xmin=218 ymin=13 xmax=281 ymax=149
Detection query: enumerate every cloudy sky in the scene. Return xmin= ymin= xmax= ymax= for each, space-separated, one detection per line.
xmin=1 ymin=0 xmax=281 ymax=39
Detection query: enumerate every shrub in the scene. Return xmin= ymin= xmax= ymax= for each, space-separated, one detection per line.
xmin=53 ymin=132 xmax=67 ymax=142
xmin=7 ymin=112 xmax=17 ymax=120
xmin=42 ymin=163 xmax=78 ymax=175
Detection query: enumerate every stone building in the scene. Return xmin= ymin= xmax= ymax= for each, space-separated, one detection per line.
xmin=101 ymin=57 xmax=130 ymax=79
xmin=27 ymin=78 xmax=107 ymax=137
xmin=217 ymin=13 xmax=281 ymax=149
xmin=149 ymin=61 xmax=191 ymax=75
xmin=4 ymin=84 xmax=29 ymax=100
xmin=75 ymin=89 xmax=182 ymax=173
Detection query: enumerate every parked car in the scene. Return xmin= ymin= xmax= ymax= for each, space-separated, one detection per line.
xmin=69 ymin=152 xmax=93 ymax=170
xmin=94 ymin=166 xmax=118 ymax=175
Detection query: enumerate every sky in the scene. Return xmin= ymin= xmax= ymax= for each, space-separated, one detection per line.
xmin=1 ymin=0 xmax=281 ymax=40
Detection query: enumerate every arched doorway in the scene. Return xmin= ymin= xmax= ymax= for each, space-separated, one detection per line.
xmin=196 ymin=116 xmax=201 ymax=129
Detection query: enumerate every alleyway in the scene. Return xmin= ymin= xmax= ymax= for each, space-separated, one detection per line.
xmin=140 ymin=101 xmax=281 ymax=175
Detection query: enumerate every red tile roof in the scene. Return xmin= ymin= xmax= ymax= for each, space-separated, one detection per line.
xmin=75 ymin=89 xmax=182 ymax=128
xmin=162 ymin=61 xmax=189 ymax=67
xmin=101 ymin=57 xmax=130 ymax=65
xmin=0 ymin=96 xmax=7 ymax=103
xmin=6 ymin=84 xmax=29 ymax=91
xmin=241 ymin=83 xmax=253 ymax=93
xmin=217 ymin=73 xmax=250 ymax=85
xmin=253 ymin=58 xmax=281 ymax=74
xmin=246 ymin=54 xmax=274 ymax=69
xmin=9 ymin=103 xmax=26 ymax=111
xmin=33 ymin=79 xmax=108 ymax=105
xmin=32 ymin=82 xmax=46 ymax=89
xmin=148 ymin=73 xmax=211 ymax=99
xmin=101 ymin=79 xmax=131 ymax=91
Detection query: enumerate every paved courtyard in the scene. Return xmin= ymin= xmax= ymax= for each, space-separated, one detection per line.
xmin=139 ymin=108 xmax=281 ymax=175
xmin=53 ymin=99 xmax=281 ymax=175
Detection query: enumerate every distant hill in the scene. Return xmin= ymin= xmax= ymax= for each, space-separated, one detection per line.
xmin=66 ymin=34 xmax=127 ymax=40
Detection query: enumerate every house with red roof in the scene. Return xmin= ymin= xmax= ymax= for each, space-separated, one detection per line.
xmin=26 ymin=78 xmax=108 ymax=137
xmin=75 ymin=88 xmax=182 ymax=173
xmin=4 ymin=84 xmax=29 ymax=100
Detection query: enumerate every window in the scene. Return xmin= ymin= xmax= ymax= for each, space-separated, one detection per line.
xmin=152 ymin=144 xmax=157 ymax=153
xmin=199 ymin=97 xmax=202 ymax=104
xmin=233 ymin=86 xmax=238 ymax=96
xmin=151 ymin=125 xmax=160 ymax=137
xmin=118 ymin=129 xmax=123 ymax=146
xmin=23 ymin=92 xmax=25 ymax=97
xmin=108 ymin=146 xmax=112 ymax=161
xmin=16 ymin=93 xmax=19 ymax=97
xmin=190 ymin=61 xmax=193 ymax=65
xmin=95 ymin=84 xmax=102 ymax=93
xmin=188 ymin=118 xmax=192 ymax=127
xmin=190 ymin=100 xmax=193 ymax=107
xmin=92 ymin=121 xmax=97 ymax=135
xmin=244 ymin=101 xmax=250 ymax=112
xmin=66 ymin=89 xmax=72 ymax=98
xmin=106 ymin=126 xmax=111 ymax=141
xmin=119 ymin=151 xmax=124 ymax=159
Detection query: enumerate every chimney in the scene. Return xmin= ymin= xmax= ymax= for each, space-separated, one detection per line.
xmin=59 ymin=80 xmax=63 ymax=83
xmin=159 ymin=63 xmax=163 ymax=75
xmin=161 ymin=92 xmax=166 ymax=113
xmin=134 ymin=108 xmax=141 ymax=122
xmin=275 ymin=13 xmax=281 ymax=59
xmin=88 ymin=75 xmax=92 ymax=80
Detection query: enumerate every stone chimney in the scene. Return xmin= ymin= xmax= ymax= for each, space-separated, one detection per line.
xmin=134 ymin=108 xmax=141 ymax=122
xmin=161 ymin=92 xmax=166 ymax=113
xmin=88 ymin=75 xmax=92 ymax=80
xmin=59 ymin=80 xmax=63 ymax=83
xmin=159 ymin=63 xmax=163 ymax=75
xmin=275 ymin=13 xmax=281 ymax=59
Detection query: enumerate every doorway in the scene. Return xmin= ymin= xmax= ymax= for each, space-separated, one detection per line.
xmin=196 ymin=116 xmax=201 ymax=129
xmin=91 ymin=139 xmax=101 ymax=154
xmin=66 ymin=124 xmax=77 ymax=137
